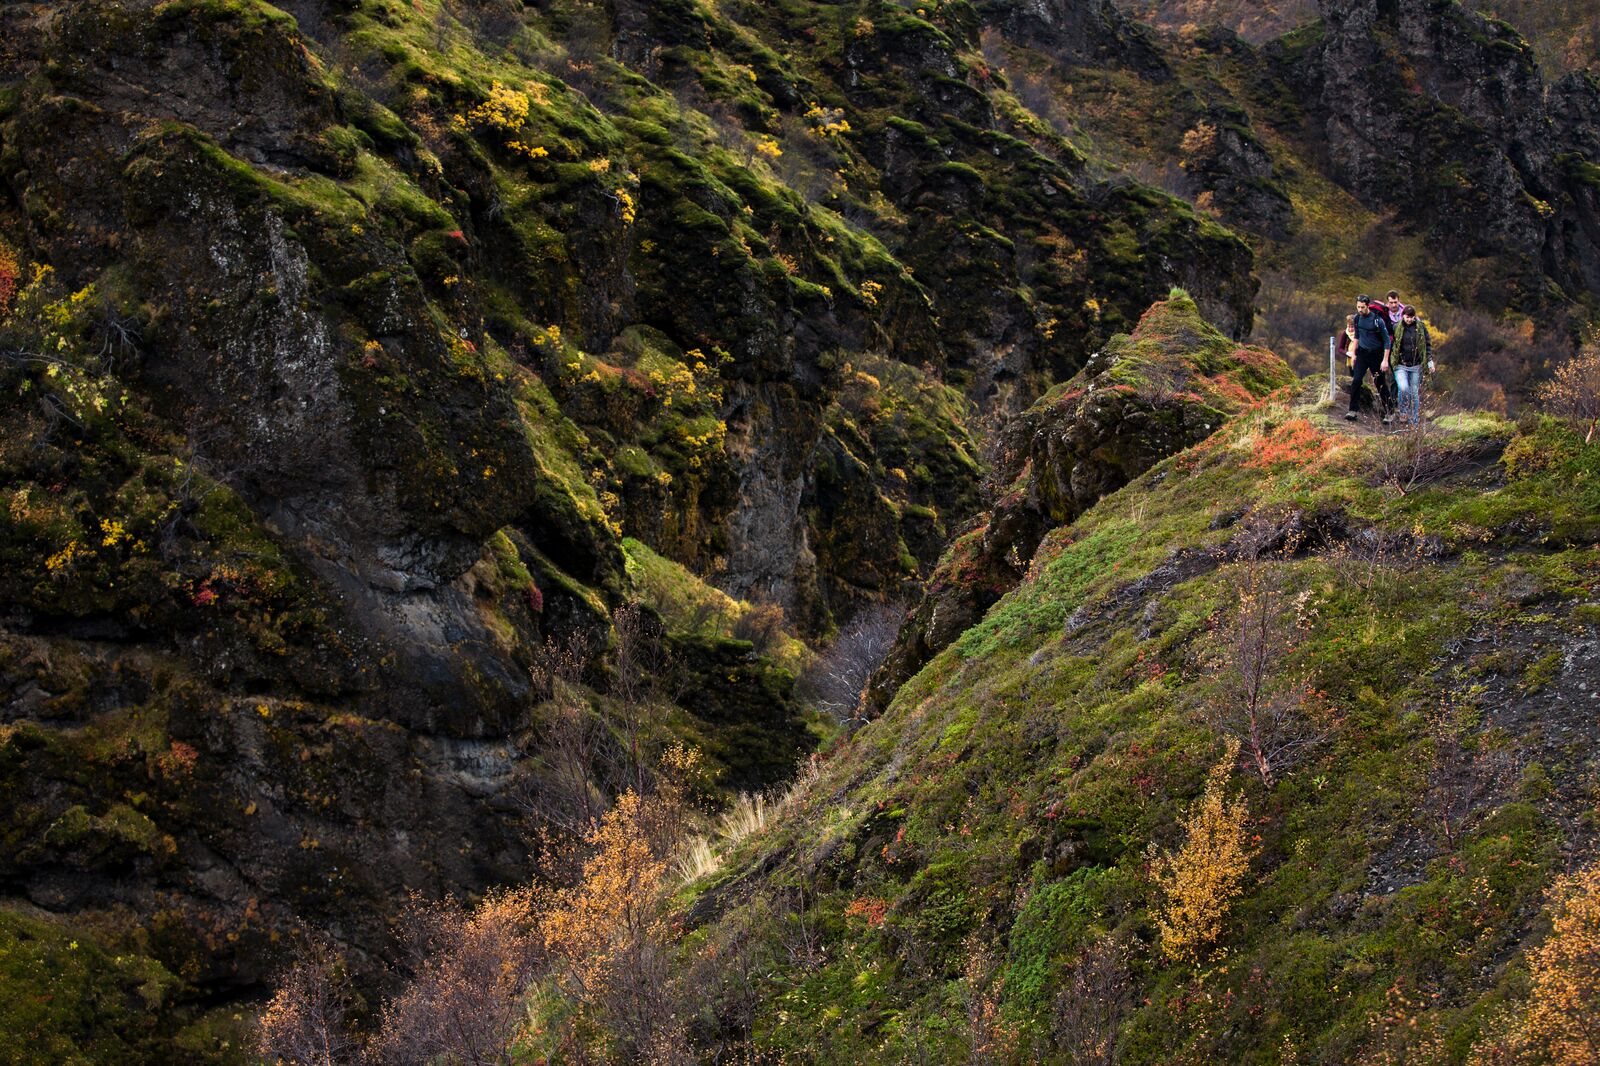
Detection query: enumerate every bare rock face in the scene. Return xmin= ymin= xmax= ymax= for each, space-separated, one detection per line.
xmin=6 ymin=2 xmax=604 ymax=737
xmin=1300 ymin=0 xmax=1600 ymax=307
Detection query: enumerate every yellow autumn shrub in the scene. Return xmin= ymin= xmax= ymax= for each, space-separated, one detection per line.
xmin=1152 ymin=739 xmax=1255 ymax=963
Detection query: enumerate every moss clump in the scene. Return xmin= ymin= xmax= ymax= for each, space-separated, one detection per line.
xmin=622 ymin=537 xmax=807 ymax=672
xmin=0 ymin=903 xmax=250 ymax=1065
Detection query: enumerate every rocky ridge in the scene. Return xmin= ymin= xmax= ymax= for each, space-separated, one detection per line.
xmin=0 ymin=0 xmax=1597 ymax=1060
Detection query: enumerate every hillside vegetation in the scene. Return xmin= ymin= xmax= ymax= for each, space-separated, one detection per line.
xmin=247 ymin=294 xmax=1600 ymax=1065
xmin=636 ymin=326 xmax=1600 ymax=1064
xmin=0 ymin=0 xmax=1597 ymax=1062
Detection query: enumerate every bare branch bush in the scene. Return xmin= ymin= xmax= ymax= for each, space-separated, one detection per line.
xmin=1369 ymin=420 xmax=1490 ymax=496
xmin=798 ymin=602 xmax=903 ymax=723
xmin=607 ymin=602 xmax=669 ymax=797
xmin=1422 ymin=699 xmax=1515 ymax=850
xmin=962 ymin=937 xmax=1018 ymax=1065
xmin=1203 ymin=556 xmax=1335 ymax=787
xmin=1429 ymin=305 xmax=1552 ymax=414
xmin=368 ymin=890 xmax=542 ymax=1066
xmin=777 ymin=879 xmax=827 ymax=973
xmin=454 ymin=0 xmax=527 ymax=45
xmin=91 ymin=296 xmax=142 ymax=370
xmin=677 ymin=897 xmax=778 ymax=1059
xmin=1538 ymin=334 xmax=1600 ymax=443
xmin=1327 ymin=529 xmax=1398 ymax=606
xmin=1251 ymin=270 xmax=1335 ymax=374
xmin=520 ymin=632 xmax=608 ymax=837
xmin=256 ymin=940 xmax=361 ymax=1066
xmin=1136 ymin=369 xmax=1181 ymax=407
xmin=1050 ymin=934 xmax=1134 ymax=1066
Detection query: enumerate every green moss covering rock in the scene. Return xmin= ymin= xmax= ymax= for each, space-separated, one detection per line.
xmin=872 ymin=290 xmax=1295 ymax=707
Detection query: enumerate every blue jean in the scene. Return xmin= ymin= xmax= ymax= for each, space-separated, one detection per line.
xmin=1394 ymin=364 xmax=1422 ymax=424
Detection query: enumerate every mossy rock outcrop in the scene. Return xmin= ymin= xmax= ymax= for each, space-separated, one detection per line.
xmin=871 ymin=291 xmax=1295 ymax=709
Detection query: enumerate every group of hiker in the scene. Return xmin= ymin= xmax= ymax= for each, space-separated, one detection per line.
xmin=1339 ymin=290 xmax=1436 ymax=426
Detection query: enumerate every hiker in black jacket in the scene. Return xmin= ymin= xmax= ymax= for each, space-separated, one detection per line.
xmin=1346 ymin=295 xmax=1394 ymax=424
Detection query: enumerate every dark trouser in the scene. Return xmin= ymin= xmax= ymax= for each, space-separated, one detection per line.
xmin=1349 ymin=347 xmax=1392 ymax=415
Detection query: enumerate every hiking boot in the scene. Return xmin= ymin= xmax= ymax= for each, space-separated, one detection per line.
xmin=1344 ymin=411 xmax=1358 ymax=421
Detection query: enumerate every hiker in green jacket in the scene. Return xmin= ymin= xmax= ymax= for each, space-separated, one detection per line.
xmin=1389 ymin=305 xmax=1434 ymax=426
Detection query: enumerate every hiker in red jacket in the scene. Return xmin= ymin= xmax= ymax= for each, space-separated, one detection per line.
xmin=1382 ymin=290 xmax=1404 ymax=327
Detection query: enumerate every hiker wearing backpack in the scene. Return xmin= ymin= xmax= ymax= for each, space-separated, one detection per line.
xmin=1390 ymin=305 xmax=1435 ymax=426
xmin=1346 ymin=295 xmax=1394 ymax=423
xmin=1383 ymin=290 xmax=1404 ymax=327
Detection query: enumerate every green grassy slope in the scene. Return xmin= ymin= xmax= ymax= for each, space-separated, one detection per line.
xmin=668 ymin=390 xmax=1600 ymax=1062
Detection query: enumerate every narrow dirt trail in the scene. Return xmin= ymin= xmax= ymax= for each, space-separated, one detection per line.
xmin=1296 ymin=376 xmax=1451 ymax=439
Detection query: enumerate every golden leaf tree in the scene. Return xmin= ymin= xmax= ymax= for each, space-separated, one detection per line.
xmin=1474 ymin=864 xmax=1600 ymax=1064
xmin=1152 ymin=739 xmax=1256 ymax=963
xmin=536 ymin=789 xmax=686 ymax=1058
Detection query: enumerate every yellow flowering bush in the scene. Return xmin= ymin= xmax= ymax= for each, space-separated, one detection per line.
xmin=456 ymin=81 xmax=550 ymax=161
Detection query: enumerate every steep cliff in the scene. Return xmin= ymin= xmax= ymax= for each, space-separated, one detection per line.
xmin=0 ymin=0 xmax=1260 ymax=1055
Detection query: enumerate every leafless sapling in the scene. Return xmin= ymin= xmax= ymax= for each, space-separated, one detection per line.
xmin=1206 ymin=556 xmax=1334 ymax=787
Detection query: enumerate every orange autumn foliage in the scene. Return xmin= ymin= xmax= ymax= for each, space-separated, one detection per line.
xmin=1206 ymin=372 xmax=1260 ymax=409
xmin=845 ymin=896 xmax=889 ymax=928
xmin=1246 ymin=418 xmax=1337 ymax=469
xmin=1473 ymin=864 xmax=1600 ymax=1064
xmin=534 ymin=788 xmax=690 ymax=1058
xmin=1151 ymin=739 xmax=1255 ymax=963
xmin=539 ymin=790 xmax=668 ymax=996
